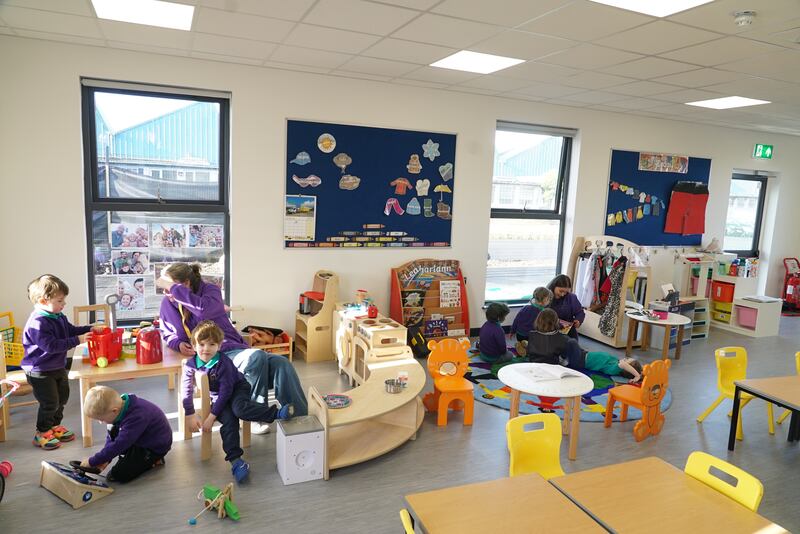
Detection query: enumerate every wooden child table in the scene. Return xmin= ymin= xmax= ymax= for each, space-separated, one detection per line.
xmin=729 ymin=375 xmax=800 ymax=451
xmin=625 ymin=311 xmax=690 ymax=360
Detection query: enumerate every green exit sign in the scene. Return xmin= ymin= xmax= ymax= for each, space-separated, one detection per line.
xmin=753 ymin=144 xmax=774 ymax=159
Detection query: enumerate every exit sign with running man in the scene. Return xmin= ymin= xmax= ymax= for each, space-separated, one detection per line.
xmin=753 ymin=144 xmax=774 ymax=159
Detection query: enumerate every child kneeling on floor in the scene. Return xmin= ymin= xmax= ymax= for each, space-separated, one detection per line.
xmin=182 ymin=321 xmax=294 ymax=483
xmin=80 ymin=385 xmax=172 ymax=482
xmin=478 ymin=302 xmax=514 ymax=363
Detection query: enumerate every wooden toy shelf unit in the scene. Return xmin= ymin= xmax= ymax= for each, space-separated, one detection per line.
xmin=389 ymin=259 xmax=469 ymax=339
xmin=295 ymin=271 xmax=339 ymax=362
xmin=566 ymin=236 xmax=652 ymax=348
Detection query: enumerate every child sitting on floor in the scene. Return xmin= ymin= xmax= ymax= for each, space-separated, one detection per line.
xmin=182 ymin=321 xmax=294 ymax=483
xmin=80 ymin=385 xmax=172 ymax=482
xmin=510 ymin=286 xmax=553 ymax=353
xmin=478 ymin=302 xmax=514 ymax=363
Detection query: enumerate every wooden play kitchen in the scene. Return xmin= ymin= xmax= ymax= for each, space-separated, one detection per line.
xmin=295 ymin=270 xmax=338 ymax=362
xmin=308 ymin=358 xmax=424 ymax=480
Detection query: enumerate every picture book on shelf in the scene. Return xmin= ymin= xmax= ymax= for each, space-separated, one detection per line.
xmin=424 ymin=319 xmax=448 ymax=337
xmin=439 ymin=280 xmax=461 ymax=307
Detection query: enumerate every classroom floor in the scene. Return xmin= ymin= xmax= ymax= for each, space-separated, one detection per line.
xmin=1 ymin=319 xmax=799 ymax=533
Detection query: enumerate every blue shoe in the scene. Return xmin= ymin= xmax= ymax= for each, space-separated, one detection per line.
xmin=231 ymin=458 xmax=249 ymax=483
xmin=277 ymin=404 xmax=294 ymax=420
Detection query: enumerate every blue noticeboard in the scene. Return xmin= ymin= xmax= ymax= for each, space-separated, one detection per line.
xmin=604 ymin=149 xmax=711 ymax=246
xmin=285 ymin=120 xmax=457 ymax=249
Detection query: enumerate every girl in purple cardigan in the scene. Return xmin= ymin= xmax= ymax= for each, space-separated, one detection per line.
xmin=547 ymin=275 xmax=585 ymax=340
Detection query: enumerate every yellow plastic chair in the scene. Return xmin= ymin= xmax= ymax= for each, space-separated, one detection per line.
xmin=696 ymin=347 xmax=774 ymax=440
xmin=777 ymin=352 xmax=800 ymax=425
xmin=506 ymin=413 xmax=564 ymax=480
xmin=684 ymin=451 xmax=764 ymax=512
xmin=399 ymin=509 xmax=414 ymax=534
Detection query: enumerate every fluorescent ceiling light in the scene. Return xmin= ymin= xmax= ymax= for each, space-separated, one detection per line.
xmin=685 ymin=96 xmax=771 ymax=109
xmin=587 ymin=0 xmax=713 ymax=17
xmin=92 ymin=0 xmax=194 ymax=31
xmin=430 ymin=51 xmax=524 ymax=74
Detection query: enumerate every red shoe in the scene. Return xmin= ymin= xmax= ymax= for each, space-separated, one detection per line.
xmin=51 ymin=425 xmax=76 ymax=442
xmin=33 ymin=430 xmax=61 ymax=450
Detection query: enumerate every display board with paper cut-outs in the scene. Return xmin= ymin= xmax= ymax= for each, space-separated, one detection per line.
xmin=604 ymin=149 xmax=711 ymax=246
xmin=285 ymin=120 xmax=457 ymax=248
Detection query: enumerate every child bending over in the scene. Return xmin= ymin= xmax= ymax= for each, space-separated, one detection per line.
xmin=22 ymin=274 xmax=106 ymax=450
xmin=80 ymin=385 xmax=172 ymax=482
xmin=182 ymin=321 xmax=294 ymax=483
xmin=478 ymin=302 xmax=513 ymax=363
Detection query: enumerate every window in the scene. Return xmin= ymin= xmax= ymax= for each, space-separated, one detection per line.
xmin=486 ymin=123 xmax=574 ymax=304
xmin=82 ymin=80 xmax=230 ymax=322
xmin=722 ymin=173 xmax=767 ymax=258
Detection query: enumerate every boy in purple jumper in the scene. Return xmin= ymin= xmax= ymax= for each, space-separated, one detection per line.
xmin=22 ymin=274 xmax=105 ymax=450
xmin=80 ymin=385 xmax=172 ymax=483
xmin=478 ymin=302 xmax=513 ymax=363
xmin=182 ymin=321 xmax=293 ymax=482
xmin=510 ymin=286 xmax=553 ymax=343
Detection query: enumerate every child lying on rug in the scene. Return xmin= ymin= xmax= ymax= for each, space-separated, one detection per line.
xmin=527 ymin=309 xmax=643 ymax=383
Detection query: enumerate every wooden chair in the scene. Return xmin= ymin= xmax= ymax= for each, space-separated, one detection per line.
xmin=422 ymin=338 xmax=473 ymax=427
xmin=178 ymin=359 xmax=250 ymax=461
xmin=777 ymin=352 xmax=800 ymax=425
xmin=399 ymin=509 xmax=414 ymax=534
xmin=1 ymin=338 xmax=37 ymax=428
xmin=696 ymin=347 xmax=774 ymax=440
xmin=73 ymin=304 xmax=111 ymax=328
xmin=684 ymin=451 xmax=764 ymax=511
xmin=506 ymin=413 xmax=564 ymax=480
xmin=604 ymin=359 xmax=671 ymax=442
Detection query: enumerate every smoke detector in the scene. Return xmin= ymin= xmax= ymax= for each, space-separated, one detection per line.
xmin=733 ymin=10 xmax=756 ymax=27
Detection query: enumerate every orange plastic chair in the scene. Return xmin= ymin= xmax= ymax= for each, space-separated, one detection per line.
xmin=777 ymin=352 xmax=800 ymax=425
xmin=604 ymin=359 xmax=671 ymax=442
xmin=422 ymin=338 xmax=474 ymax=427
xmin=697 ymin=347 xmax=774 ymax=440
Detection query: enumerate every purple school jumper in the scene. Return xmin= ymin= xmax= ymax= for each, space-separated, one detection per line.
xmin=89 ymin=394 xmax=173 ymax=466
xmin=182 ymin=354 xmax=249 ymax=417
xmin=22 ymin=311 xmax=91 ymax=373
xmin=550 ymin=293 xmax=586 ymax=324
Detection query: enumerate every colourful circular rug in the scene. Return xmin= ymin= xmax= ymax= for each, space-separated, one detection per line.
xmin=467 ymin=356 xmax=671 ymax=423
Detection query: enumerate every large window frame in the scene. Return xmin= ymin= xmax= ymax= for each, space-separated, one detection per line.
xmin=487 ymin=121 xmax=574 ymax=305
xmin=80 ymin=79 xmax=231 ymax=322
xmin=723 ymin=173 xmax=767 ymax=258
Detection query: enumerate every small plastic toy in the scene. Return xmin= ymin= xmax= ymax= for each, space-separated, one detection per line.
xmin=188 ymin=483 xmax=239 ymax=525
xmin=135 ymin=326 xmax=163 ymax=364
xmin=86 ymin=327 xmax=123 ymax=367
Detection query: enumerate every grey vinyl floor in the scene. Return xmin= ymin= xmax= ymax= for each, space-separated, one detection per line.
xmin=1 ymin=319 xmax=799 ymax=533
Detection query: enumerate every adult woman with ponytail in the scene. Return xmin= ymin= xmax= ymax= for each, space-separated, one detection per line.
xmin=157 ymin=263 xmax=307 ymax=420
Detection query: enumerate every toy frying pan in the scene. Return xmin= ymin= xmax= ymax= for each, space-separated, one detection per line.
xmin=105 ymin=294 xmax=119 ymax=330
xmin=69 ymin=460 xmax=102 ymax=475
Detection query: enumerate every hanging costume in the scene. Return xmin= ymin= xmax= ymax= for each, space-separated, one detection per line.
xmin=599 ymin=256 xmax=628 ymax=337
xmin=664 ymin=181 xmax=709 ymax=235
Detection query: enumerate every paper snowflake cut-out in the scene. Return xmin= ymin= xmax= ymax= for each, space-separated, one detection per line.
xmin=421 ymin=139 xmax=440 ymax=161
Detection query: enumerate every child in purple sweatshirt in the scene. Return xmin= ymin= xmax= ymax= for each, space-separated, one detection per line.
xmin=22 ymin=274 xmax=105 ymax=450
xmin=182 ymin=321 xmax=293 ymax=482
xmin=80 ymin=385 xmax=172 ymax=483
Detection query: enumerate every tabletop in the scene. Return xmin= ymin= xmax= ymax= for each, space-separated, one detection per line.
xmin=405 ymin=474 xmax=605 ymax=533
xmin=551 ymin=457 xmax=787 ymax=533
xmin=736 ymin=375 xmax=800 ymax=410
xmin=625 ymin=311 xmax=690 ymax=326
xmin=498 ymin=363 xmax=594 ymax=398
xmin=69 ymin=349 xmax=183 ymax=380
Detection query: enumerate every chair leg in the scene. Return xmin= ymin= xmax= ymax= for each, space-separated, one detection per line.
xmin=727 ymin=397 xmax=752 ymax=417
xmin=767 ymin=403 xmax=775 ymax=435
xmin=621 ymin=403 xmax=629 ymax=422
xmin=242 ymin=421 xmax=251 ymax=448
xmin=778 ymin=409 xmax=791 ymax=424
xmin=697 ymin=395 xmax=724 ymax=423
xmin=462 ymin=395 xmax=474 ymax=426
xmin=604 ymin=396 xmax=615 ymax=428
xmin=437 ymin=395 xmax=449 ymax=427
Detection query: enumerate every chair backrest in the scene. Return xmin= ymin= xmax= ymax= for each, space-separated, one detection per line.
xmin=684 ymin=451 xmax=764 ymax=511
xmin=638 ymin=359 xmax=671 ymax=406
xmin=795 ymin=351 xmax=800 ymax=374
xmin=73 ymin=304 xmax=111 ymax=326
xmin=714 ymin=347 xmax=748 ymax=391
xmin=506 ymin=413 xmax=564 ymax=480
xmin=399 ymin=509 xmax=414 ymax=534
xmin=426 ymin=338 xmax=471 ymax=380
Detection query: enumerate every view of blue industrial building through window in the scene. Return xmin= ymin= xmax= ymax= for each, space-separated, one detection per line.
xmin=82 ymin=81 xmax=230 ymax=322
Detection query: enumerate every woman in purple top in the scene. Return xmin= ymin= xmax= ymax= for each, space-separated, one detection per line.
xmin=547 ymin=275 xmax=585 ymax=340
xmin=157 ymin=263 xmax=307 ymax=418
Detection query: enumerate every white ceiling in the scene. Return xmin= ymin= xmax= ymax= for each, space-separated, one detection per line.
xmin=2 ymin=0 xmax=800 ymax=135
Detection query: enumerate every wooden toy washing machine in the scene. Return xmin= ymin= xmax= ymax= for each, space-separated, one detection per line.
xmin=351 ymin=316 xmax=412 ymax=384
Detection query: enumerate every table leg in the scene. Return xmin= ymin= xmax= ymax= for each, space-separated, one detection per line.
xmin=625 ymin=317 xmax=635 ymax=356
xmin=674 ymin=326 xmax=685 ymax=360
xmin=167 ymin=372 xmax=175 ymax=391
xmin=661 ymin=326 xmax=670 ymax=361
xmin=789 ymin=411 xmax=800 ymax=442
xmin=562 ymin=399 xmax=570 ymax=436
xmin=641 ymin=323 xmax=650 ymax=351
xmin=728 ymin=386 xmax=742 ymax=451
xmin=509 ymin=389 xmax=520 ymax=419
xmin=80 ymin=378 xmax=93 ymax=447
xmin=568 ymin=396 xmax=581 ymax=461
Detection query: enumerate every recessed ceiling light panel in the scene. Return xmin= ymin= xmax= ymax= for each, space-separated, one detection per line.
xmin=588 ymin=0 xmax=714 ymax=17
xmin=92 ymin=0 xmax=195 ymax=31
xmin=685 ymin=96 xmax=770 ymax=109
xmin=430 ymin=51 xmax=524 ymax=75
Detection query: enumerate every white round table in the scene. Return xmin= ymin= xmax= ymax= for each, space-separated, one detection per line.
xmin=625 ymin=311 xmax=691 ymax=361
xmin=497 ymin=363 xmax=594 ymax=460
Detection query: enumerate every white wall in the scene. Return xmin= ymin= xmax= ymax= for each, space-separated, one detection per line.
xmin=2 ymin=36 xmax=799 ymax=332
